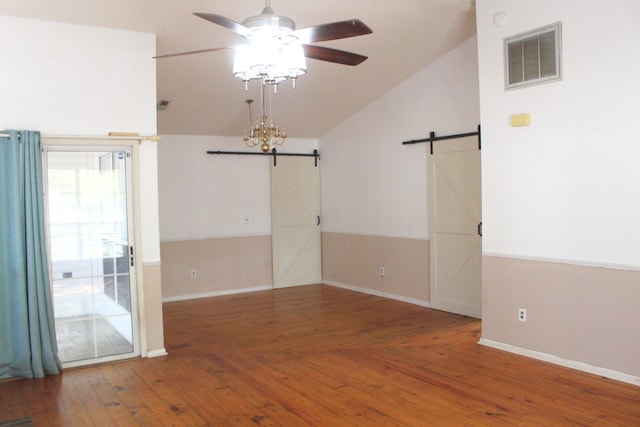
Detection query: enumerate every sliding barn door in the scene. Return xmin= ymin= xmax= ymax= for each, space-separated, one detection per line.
xmin=428 ymin=136 xmax=482 ymax=318
xmin=270 ymin=156 xmax=321 ymax=288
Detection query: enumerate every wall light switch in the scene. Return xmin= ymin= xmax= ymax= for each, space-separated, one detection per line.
xmin=510 ymin=113 xmax=531 ymax=127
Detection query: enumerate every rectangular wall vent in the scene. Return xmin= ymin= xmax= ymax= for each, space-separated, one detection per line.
xmin=505 ymin=22 xmax=562 ymax=89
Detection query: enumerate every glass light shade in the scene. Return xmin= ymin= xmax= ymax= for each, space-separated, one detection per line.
xmin=233 ymin=37 xmax=306 ymax=84
xmin=233 ymin=48 xmax=260 ymax=81
xmin=282 ymin=44 xmax=306 ymax=78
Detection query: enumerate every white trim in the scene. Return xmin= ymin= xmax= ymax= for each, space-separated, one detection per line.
xmin=142 ymin=260 xmax=162 ymax=267
xmin=478 ymin=338 xmax=640 ymax=387
xmin=146 ymin=348 xmax=168 ymax=358
xmin=43 ymin=134 xmax=159 ymax=142
xmin=319 ymin=230 xmax=429 ymax=241
xmin=482 ymin=252 xmax=640 ymax=272
xmin=160 ymin=232 xmax=429 ymax=244
xmin=162 ymin=282 xmax=432 ymax=308
xmin=62 ymin=353 xmax=139 ymax=369
xmin=323 ymin=280 xmax=431 ymax=308
xmin=162 ymin=285 xmax=272 ymax=302
xmin=159 ymin=232 xmax=272 ymax=243
xmin=132 ymin=142 xmax=148 ymax=359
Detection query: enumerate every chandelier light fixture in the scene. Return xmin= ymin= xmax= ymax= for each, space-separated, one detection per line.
xmin=243 ymin=83 xmax=287 ymax=153
xmin=232 ymin=1 xmax=307 ymax=89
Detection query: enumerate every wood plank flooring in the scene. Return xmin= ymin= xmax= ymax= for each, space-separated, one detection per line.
xmin=1 ymin=284 xmax=639 ymax=426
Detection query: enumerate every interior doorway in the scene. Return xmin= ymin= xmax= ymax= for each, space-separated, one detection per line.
xmin=44 ymin=147 xmax=140 ymax=367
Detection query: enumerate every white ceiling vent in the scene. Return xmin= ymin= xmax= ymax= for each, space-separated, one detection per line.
xmin=505 ymin=22 xmax=562 ymax=90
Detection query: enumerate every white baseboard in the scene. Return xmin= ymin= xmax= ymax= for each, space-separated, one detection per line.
xmin=482 ymin=252 xmax=640 ymax=272
xmin=146 ymin=348 xmax=168 ymax=358
xmin=162 ymin=285 xmax=272 ymax=302
xmin=479 ymin=338 xmax=640 ymax=387
xmin=323 ymin=280 xmax=430 ymax=308
xmin=163 ymin=282 xmax=431 ymax=308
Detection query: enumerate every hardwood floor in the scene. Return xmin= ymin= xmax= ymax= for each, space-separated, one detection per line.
xmin=1 ymin=284 xmax=639 ymax=426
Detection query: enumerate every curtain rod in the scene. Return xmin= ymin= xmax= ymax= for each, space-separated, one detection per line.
xmin=0 ymin=133 xmax=161 ymax=142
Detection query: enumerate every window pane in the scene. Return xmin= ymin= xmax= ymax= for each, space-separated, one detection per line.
xmin=117 ymin=274 xmax=131 ymax=310
xmin=96 ymin=315 xmax=133 ymax=358
xmin=55 ymin=318 xmax=96 ymax=362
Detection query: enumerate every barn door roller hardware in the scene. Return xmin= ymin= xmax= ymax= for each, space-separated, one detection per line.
xmin=207 ymin=148 xmax=320 ymax=167
xmin=402 ymin=125 xmax=481 ymax=154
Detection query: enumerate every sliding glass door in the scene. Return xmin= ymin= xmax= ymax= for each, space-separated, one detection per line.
xmin=44 ymin=147 xmax=139 ymax=367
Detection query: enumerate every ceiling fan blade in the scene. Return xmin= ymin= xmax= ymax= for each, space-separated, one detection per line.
xmin=193 ymin=13 xmax=254 ymax=38
xmin=153 ymin=47 xmax=230 ymax=59
xmin=293 ymin=19 xmax=372 ymax=44
xmin=302 ymin=45 xmax=368 ymax=66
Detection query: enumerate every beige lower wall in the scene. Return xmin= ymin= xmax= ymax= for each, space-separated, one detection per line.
xmin=141 ymin=263 xmax=165 ymax=355
xmin=161 ymin=233 xmax=429 ymax=305
xmin=482 ymin=255 xmax=640 ymax=378
xmin=160 ymin=235 xmax=272 ymax=300
xmin=322 ymin=232 xmax=430 ymax=303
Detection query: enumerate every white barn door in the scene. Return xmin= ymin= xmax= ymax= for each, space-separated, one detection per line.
xmin=428 ymin=136 xmax=482 ymax=318
xmin=271 ymin=156 xmax=321 ymax=288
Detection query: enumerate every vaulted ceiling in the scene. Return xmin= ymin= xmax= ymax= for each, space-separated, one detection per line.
xmin=0 ymin=0 xmax=476 ymax=138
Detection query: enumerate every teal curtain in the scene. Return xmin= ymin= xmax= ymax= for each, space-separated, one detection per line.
xmin=0 ymin=130 xmax=62 ymax=379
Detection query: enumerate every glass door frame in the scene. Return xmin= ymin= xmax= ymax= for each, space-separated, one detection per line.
xmin=43 ymin=142 xmax=141 ymax=368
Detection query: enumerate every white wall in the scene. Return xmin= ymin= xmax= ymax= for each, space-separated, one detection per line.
xmin=477 ymin=0 xmax=640 ymax=269
xmin=0 ymin=16 xmax=156 ymax=136
xmin=158 ymin=135 xmax=318 ymax=242
xmin=0 ymin=15 xmax=160 ymax=263
xmin=477 ymin=0 xmax=640 ymax=382
xmin=320 ymin=36 xmax=480 ymax=240
xmin=318 ymin=36 xmax=480 ymax=304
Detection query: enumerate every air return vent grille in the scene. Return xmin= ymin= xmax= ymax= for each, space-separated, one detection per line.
xmin=505 ymin=22 xmax=562 ymax=89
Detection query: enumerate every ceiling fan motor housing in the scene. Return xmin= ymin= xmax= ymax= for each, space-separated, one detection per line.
xmin=242 ymin=7 xmax=296 ymax=35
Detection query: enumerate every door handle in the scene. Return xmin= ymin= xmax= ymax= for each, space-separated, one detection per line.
xmin=317 ymin=215 xmax=321 ymax=226
xmin=477 ymin=222 xmax=482 ymax=237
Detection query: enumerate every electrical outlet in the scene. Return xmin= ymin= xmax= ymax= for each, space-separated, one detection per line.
xmin=190 ymin=269 xmax=197 ymax=279
xmin=518 ymin=307 xmax=527 ymax=322
xmin=379 ymin=267 xmax=385 ymax=277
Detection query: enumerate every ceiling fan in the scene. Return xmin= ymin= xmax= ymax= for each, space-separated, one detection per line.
xmin=154 ymin=0 xmax=373 ymax=83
